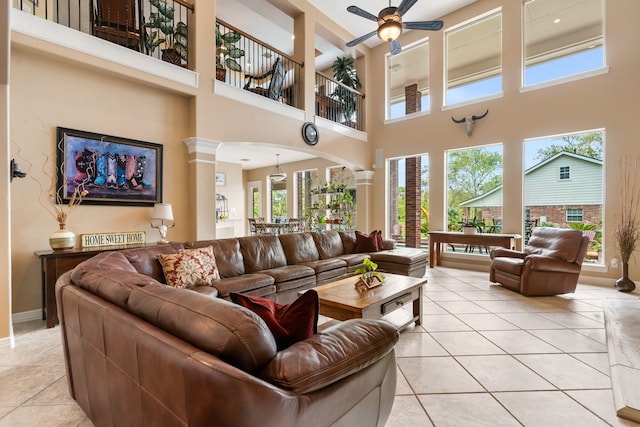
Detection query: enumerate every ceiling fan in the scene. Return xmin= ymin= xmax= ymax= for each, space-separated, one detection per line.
xmin=346 ymin=0 xmax=444 ymax=55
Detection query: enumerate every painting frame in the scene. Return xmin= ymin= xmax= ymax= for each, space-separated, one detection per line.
xmin=56 ymin=127 xmax=163 ymax=206
xmin=215 ymin=172 xmax=226 ymax=186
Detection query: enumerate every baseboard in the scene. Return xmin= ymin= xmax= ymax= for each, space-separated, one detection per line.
xmin=12 ymin=309 xmax=42 ymax=324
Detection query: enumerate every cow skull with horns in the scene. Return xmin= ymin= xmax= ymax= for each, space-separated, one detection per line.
xmin=451 ymin=109 xmax=489 ymax=137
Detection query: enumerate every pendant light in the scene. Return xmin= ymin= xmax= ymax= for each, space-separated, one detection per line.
xmin=270 ymin=154 xmax=287 ymax=182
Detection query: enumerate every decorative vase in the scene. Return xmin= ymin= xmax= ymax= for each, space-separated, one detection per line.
xmin=463 ymin=226 xmax=477 ymax=235
xmin=216 ymin=68 xmax=226 ymax=82
xmin=615 ymin=262 xmax=636 ymax=292
xmin=49 ymin=223 xmax=76 ymax=250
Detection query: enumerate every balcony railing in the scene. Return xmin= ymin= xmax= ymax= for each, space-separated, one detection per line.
xmin=216 ymin=19 xmax=303 ymax=109
xmin=315 ymin=72 xmax=365 ymax=131
xmin=13 ymin=0 xmax=194 ymax=67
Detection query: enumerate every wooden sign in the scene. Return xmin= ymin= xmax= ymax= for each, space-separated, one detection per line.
xmin=81 ymin=231 xmax=146 ymax=248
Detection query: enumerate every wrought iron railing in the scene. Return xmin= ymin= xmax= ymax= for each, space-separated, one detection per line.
xmin=315 ymin=72 xmax=365 ymax=131
xmin=216 ymin=19 xmax=303 ymax=109
xmin=13 ymin=0 xmax=194 ymax=67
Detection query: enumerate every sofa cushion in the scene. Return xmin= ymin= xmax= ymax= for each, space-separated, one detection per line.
xmin=185 ymin=238 xmax=246 ymax=278
xmin=278 ymin=233 xmax=320 ymax=264
xmin=120 ymin=243 xmax=185 ymax=283
xmin=230 ymin=290 xmax=319 ymax=350
xmin=525 ymin=227 xmax=585 ymax=263
xmin=157 ymin=246 xmax=221 ymax=289
xmin=259 ymin=319 xmax=399 ymax=394
xmin=312 ymin=230 xmax=345 ymax=259
xmin=127 ymin=285 xmax=278 ymax=373
xmin=300 ymin=258 xmax=347 ymax=274
xmin=239 ymin=235 xmax=287 ymax=273
xmin=213 ymin=274 xmax=275 ymax=298
xmin=369 ymin=248 xmax=428 ymax=265
xmin=491 ymin=256 xmax=524 ymax=276
xmin=73 ymin=269 xmax=163 ymax=310
xmin=259 ymin=265 xmax=316 ymax=283
xmin=339 ymin=230 xmax=357 ymax=254
xmin=354 ymin=231 xmax=380 ymax=253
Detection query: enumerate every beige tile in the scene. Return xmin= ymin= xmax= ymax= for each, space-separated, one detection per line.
xmin=515 ymin=354 xmax=611 ymax=389
xmin=495 ymin=312 xmax=565 ymax=329
xmin=421 ymin=314 xmax=473 ymax=332
xmin=395 ymin=331 xmax=448 ymax=358
xmin=430 ymin=331 xmax=505 ymax=356
xmin=424 ymin=291 xmax=467 ymax=302
xmin=456 ymin=355 xmax=555 ymax=392
xmin=384 ymin=395 xmax=433 ymax=427
xmin=455 ymin=313 xmax=520 ymax=331
xmin=0 ymin=404 xmax=87 ymax=427
xmin=528 ymin=329 xmax=607 ymax=353
xmin=0 ymin=365 xmax=64 ymax=406
xmin=479 ymin=330 xmax=562 ymax=354
xmin=24 ymin=377 xmax=75 ymax=406
xmin=418 ymin=393 xmax=520 ymax=427
xmin=473 ymin=300 xmax=535 ymax=313
xmin=397 ymin=357 xmax=484 ymax=394
xmin=422 ymin=301 xmax=449 ymax=315
xmin=494 ymin=391 xmax=609 ymax=426
xmin=571 ymin=352 xmax=611 ymax=375
xmin=434 ymin=300 xmax=489 ymax=314
xmin=395 ymin=368 xmax=413 ymax=395
xmin=567 ymin=389 xmax=640 ymax=427
xmin=537 ymin=312 xmax=604 ymax=328
xmin=575 ymin=328 xmax=608 ymax=344
xmin=452 ymin=290 xmax=520 ymax=301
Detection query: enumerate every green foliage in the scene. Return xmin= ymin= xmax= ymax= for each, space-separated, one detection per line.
xmin=216 ymin=24 xmax=245 ymax=72
xmin=331 ymin=57 xmax=361 ymax=124
xmin=447 ymin=207 xmax=462 ymax=231
xmin=568 ymin=222 xmax=596 ymax=231
xmin=144 ymin=0 xmax=187 ymax=61
xmin=535 ymin=132 xmax=603 ymax=163
xmin=447 ymin=148 xmax=503 ymax=209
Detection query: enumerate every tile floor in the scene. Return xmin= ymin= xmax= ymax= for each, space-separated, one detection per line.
xmin=0 ymin=267 xmax=639 ymax=426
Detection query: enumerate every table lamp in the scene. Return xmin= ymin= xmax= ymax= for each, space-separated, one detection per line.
xmin=150 ymin=203 xmax=175 ymax=243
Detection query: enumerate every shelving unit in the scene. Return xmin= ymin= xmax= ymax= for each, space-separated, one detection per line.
xmin=216 ymin=194 xmax=228 ymax=221
xmin=308 ymin=185 xmax=355 ymax=232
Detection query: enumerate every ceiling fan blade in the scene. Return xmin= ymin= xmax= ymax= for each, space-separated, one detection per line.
xmin=389 ymin=39 xmax=402 ymax=55
xmin=346 ymin=30 xmax=378 ymax=47
xmin=398 ymin=0 xmax=418 ymax=16
xmin=403 ymin=20 xmax=444 ymax=31
xmin=347 ymin=5 xmax=378 ymax=22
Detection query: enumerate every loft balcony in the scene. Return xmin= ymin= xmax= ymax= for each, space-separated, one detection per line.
xmin=12 ymin=0 xmax=366 ymax=131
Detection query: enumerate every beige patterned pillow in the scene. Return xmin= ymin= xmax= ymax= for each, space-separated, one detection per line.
xmin=158 ymin=246 xmax=221 ymax=289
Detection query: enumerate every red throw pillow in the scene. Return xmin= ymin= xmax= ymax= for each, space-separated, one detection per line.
xmin=354 ymin=230 xmax=380 ymax=253
xmin=230 ymin=290 xmax=319 ymax=350
xmin=375 ymin=230 xmax=385 ymax=251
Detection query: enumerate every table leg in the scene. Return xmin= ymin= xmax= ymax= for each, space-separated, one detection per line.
xmin=413 ymin=286 xmax=423 ymax=326
xmin=429 ymin=239 xmax=436 ymax=268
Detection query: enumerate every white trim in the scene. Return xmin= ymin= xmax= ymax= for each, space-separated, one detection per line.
xmin=520 ymin=67 xmax=609 ymax=94
xmin=315 ymin=116 xmax=368 ymax=142
xmin=442 ymin=92 xmax=504 ymax=112
xmin=214 ymin=80 xmax=305 ymax=122
xmin=183 ymin=137 xmax=222 ymax=155
xmin=385 ymin=109 xmax=431 ymax=125
xmin=354 ymin=170 xmax=375 ymax=181
xmin=10 ymin=10 xmax=198 ymax=89
xmin=12 ymin=309 xmax=41 ymax=324
xmin=187 ymin=159 xmax=217 ymax=165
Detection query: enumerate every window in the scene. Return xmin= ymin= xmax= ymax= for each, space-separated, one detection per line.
xmin=524 ymin=0 xmax=604 ymax=87
xmin=445 ymin=10 xmax=502 ymax=106
xmin=387 ymin=40 xmax=430 ymax=119
xmin=446 ymin=144 xmax=503 ymax=237
xmin=567 ymin=208 xmax=583 ymax=222
xmin=295 ymin=169 xmax=317 ymax=219
xmin=270 ymin=180 xmax=287 ymax=222
xmin=524 ymin=130 xmax=604 ymax=264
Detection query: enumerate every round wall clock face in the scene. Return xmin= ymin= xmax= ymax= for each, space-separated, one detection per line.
xmin=302 ymin=122 xmax=319 ymax=146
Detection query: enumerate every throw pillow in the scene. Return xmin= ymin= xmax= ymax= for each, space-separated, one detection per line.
xmin=375 ymin=230 xmax=385 ymax=251
xmin=230 ymin=290 xmax=319 ymax=350
xmin=157 ymin=246 xmax=221 ymax=289
xmin=354 ymin=230 xmax=380 ymax=253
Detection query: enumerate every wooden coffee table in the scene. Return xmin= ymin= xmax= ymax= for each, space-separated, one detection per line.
xmin=311 ymin=273 xmax=427 ymax=331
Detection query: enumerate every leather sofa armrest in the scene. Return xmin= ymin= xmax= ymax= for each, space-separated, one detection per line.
xmin=259 ymin=319 xmax=399 ymax=394
xmin=490 ymin=248 xmax=526 ymax=260
xmin=524 ymin=255 xmax=582 ymax=273
xmin=382 ymin=239 xmax=396 ymax=250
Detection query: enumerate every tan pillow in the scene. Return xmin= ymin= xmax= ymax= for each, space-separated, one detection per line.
xmin=158 ymin=246 xmax=221 ymax=289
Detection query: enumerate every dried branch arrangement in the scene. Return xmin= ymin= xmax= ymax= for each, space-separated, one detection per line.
xmin=614 ymin=155 xmax=640 ymax=264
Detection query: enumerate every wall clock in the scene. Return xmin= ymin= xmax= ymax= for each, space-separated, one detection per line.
xmin=302 ymin=122 xmax=319 ymax=146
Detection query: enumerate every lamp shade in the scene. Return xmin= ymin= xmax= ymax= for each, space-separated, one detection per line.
xmin=377 ymin=21 xmax=402 ymax=42
xmin=270 ymin=154 xmax=287 ymax=182
xmin=151 ymin=203 xmax=174 ymax=221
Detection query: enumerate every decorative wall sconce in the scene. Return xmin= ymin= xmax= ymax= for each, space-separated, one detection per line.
xmin=150 ymin=203 xmax=175 ymax=243
xmin=10 ymin=159 xmax=27 ymax=182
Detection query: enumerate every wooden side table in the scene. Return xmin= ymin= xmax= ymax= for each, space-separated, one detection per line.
xmin=35 ymin=244 xmax=150 ymax=328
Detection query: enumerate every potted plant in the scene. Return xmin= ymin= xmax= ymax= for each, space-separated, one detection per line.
xmin=355 ymin=258 xmax=385 ymax=290
xmin=460 ymin=218 xmax=484 ymax=234
xmin=331 ymin=57 xmax=361 ymax=126
xmin=216 ymin=23 xmax=245 ymax=81
xmin=144 ymin=0 xmax=188 ymax=65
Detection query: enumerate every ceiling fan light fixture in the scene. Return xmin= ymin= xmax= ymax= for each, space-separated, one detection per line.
xmin=378 ymin=20 xmax=403 ymax=42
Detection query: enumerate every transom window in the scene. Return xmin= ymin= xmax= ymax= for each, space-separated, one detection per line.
xmin=445 ymin=10 xmax=502 ymax=106
xmin=524 ymin=0 xmax=604 ymax=87
xmin=387 ymin=40 xmax=430 ymax=120
xmin=559 ymin=166 xmax=570 ymax=180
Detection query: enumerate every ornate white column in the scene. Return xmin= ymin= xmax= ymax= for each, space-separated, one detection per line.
xmin=183 ymin=137 xmax=221 ymax=239
xmin=354 ymin=170 xmax=374 ymax=232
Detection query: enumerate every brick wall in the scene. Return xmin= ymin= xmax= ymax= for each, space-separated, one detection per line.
xmin=405 ymin=84 xmax=421 ymax=115
xmin=406 ymin=157 xmax=421 ymax=247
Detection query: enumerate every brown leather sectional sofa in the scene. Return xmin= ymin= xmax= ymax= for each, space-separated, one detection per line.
xmin=55 ymin=230 xmax=428 ymax=426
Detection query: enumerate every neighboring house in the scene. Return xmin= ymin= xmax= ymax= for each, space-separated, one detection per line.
xmin=460 ymin=151 xmax=603 ymax=228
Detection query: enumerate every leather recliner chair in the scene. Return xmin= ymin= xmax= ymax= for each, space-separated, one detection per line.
xmin=489 ymin=227 xmax=590 ymax=296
